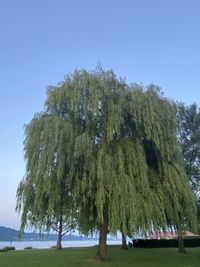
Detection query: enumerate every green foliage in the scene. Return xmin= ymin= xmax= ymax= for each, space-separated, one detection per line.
xmin=16 ymin=114 xmax=76 ymax=238
xmin=16 ymin=66 xmax=197 ymax=244
xmin=0 ymin=246 xmax=15 ymax=252
xmin=177 ymin=102 xmax=200 ymax=231
xmin=177 ymin=103 xmax=200 ymax=197
xmin=24 ymin=247 xmax=33 ymax=250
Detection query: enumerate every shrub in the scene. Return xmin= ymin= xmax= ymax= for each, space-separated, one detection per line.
xmin=0 ymin=249 xmax=7 ymax=253
xmin=0 ymin=246 xmax=15 ymax=252
xmin=133 ymin=238 xmax=200 ymax=248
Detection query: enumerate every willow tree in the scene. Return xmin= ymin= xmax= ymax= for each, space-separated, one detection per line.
xmin=16 ymin=67 xmax=196 ymax=261
xmin=44 ymin=68 xmax=196 ymax=261
xmin=16 ymin=115 xmax=76 ymax=249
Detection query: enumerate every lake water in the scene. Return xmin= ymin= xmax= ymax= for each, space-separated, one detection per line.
xmin=0 ymin=240 xmax=121 ymax=250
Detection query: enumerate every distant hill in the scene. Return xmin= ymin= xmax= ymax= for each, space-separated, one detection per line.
xmin=0 ymin=226 xmax=90 ymax=241
xmin=0 ymin=227 xmax=18 ymax=241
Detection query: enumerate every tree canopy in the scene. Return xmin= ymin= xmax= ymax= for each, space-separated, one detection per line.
xmin=16 ymin=114 xmax=76 ymax=248
xmin=16 ymin=67 xmax=197 ymax=260
xmin=177 ymin=103 xmax=200 ymax=197
xmin=177 ymin=102 xmax=200 ymax=232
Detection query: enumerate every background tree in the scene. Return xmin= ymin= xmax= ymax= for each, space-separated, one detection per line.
xmin=177 ymin=103 xmax=200 ymax=232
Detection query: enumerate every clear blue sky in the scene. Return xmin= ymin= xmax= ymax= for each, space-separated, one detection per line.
xmin=0 ymin=0 xmax=200 ymax=229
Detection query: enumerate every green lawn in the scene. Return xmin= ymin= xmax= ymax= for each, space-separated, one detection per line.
xmin=0 ymin=246 xmax=199 ymax=267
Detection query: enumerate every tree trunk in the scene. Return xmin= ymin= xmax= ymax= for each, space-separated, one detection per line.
xmin=56 ymin=217 xmax=63 ymax=250
xmin=177 ymin=226 xmax=186 ymax=254
xmin=121 ymin=232 xmax=128 ymax=250
xmin=96 ymin=211 xmax=109 ymax=261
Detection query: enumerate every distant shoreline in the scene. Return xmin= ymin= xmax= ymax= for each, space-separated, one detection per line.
xmin=0 ymin=239 xmax=121 ymax=250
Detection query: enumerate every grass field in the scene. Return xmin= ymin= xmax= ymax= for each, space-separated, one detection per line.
xmin=0 ymin=246 xmax=199 ymax=267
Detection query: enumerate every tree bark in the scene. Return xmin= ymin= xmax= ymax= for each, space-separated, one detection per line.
xmin=121 ymin=232 xmax=128 ymax=250
xmin=177 ymin=226 xmax=186 ymax=253
xmin=96 ymin=211 xmax=109 ymax=261
xmin=56 ymin=217 xmax=63 ymax=250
